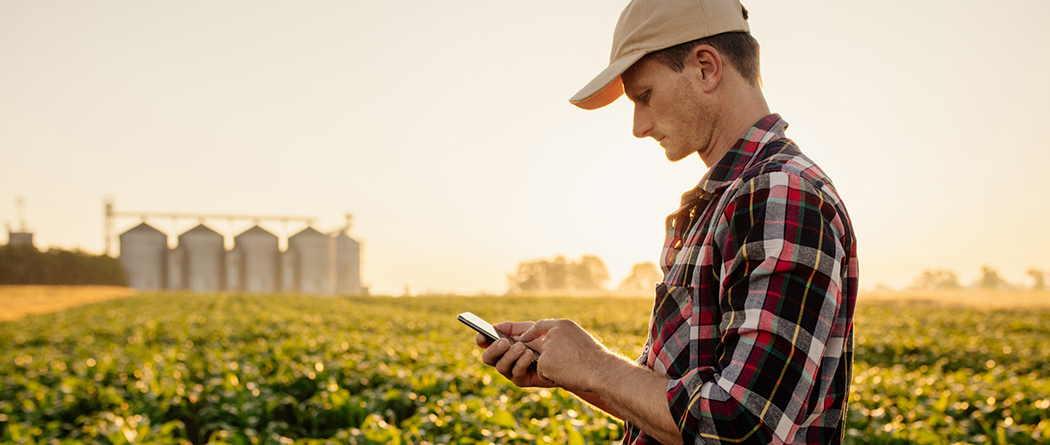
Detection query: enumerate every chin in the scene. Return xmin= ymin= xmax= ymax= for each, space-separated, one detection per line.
xmin=664 ymin=149 xmax=692 ymax=163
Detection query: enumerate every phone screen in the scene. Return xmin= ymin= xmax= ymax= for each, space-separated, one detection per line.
xmin=457 ymin=312 xmax=504 ymax=342
xmin=458 ymin=312 xmax=540 ymax=362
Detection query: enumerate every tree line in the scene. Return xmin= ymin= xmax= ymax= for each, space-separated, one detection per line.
xmin=911 ymin=266 xmax=1046 ymax=290
xmin=0 ymin=244 xmax=127 ymax=286
xmin=506 ymin=254 xmax=663 ymax=294
xmin=508 ymin=256 xmax=1049 ymax=295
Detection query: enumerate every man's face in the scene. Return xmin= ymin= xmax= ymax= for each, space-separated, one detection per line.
xmin=621 ymin=56 xmax=712 ymax=163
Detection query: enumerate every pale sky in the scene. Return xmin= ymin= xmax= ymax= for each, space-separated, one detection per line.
xmin=2 ymin=1 xmax=1049 ymax=295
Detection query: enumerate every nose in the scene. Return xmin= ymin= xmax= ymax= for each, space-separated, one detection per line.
xmin=632 ymin=103 xmax=653 ymax=139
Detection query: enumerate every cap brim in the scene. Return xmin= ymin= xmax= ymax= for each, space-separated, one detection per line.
xmin=569 ymin=51 xmax=647 ymax=110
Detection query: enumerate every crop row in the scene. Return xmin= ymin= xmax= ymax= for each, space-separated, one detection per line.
xmin=1 ymin=294 xmax=1048 ymax=444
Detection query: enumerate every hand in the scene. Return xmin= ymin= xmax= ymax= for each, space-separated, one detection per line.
xmin=517 ymin=319 xmax=611 ymax=392
xmin=478 ymin=321 xmax=556 ymax=388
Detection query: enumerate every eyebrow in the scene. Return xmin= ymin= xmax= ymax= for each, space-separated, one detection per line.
xmin=623 ymin=84 xmax=642 ymax=102
xmin=624 ymin=87 xmax=648 ymax=104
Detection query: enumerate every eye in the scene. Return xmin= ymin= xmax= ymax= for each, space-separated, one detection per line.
xmin=638 ymin=90 xmax=651 ymax=105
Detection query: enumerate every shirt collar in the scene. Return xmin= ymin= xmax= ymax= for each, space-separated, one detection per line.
xmin=695 ymin=113 xmax=789 ymax=197
xmin=667 ymin=114 xmax=789 ymax=231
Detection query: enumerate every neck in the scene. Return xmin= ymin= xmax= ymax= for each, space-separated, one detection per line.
xmin=698 ymin=86 xmax=771 ymax=167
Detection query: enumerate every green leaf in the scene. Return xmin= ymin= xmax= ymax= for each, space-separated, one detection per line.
xmin=490 ymin=409 xmax=516 ymax=429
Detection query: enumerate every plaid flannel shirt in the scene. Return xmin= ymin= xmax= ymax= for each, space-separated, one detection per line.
xmin=623 ymin=115 xmax=859 ymax=444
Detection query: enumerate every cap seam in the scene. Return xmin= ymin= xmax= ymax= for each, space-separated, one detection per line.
xmin=611 ymin=49 xmax=650 ymax=64
xmin=698 ymin=0 xmax=710 ymax=38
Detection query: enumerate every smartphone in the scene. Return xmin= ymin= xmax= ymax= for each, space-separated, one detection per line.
xmin=457 ymin=312 xmax=540 ymax=361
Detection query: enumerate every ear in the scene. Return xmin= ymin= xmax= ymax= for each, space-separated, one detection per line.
xmin=684 ymin=44 xmax=722 ymax=93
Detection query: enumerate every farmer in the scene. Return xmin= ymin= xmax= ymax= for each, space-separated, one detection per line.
xmin=477 ymin=0 xmax=859 ymax=443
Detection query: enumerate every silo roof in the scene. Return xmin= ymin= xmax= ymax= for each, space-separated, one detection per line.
xmin=234 ymin=225 xmax=277 ymax=240
xmin=120 ymin=222 xmax=166 ymax=238
xmin=333 ymin=232 xmax=359 ymax=243
xmin=179 ymin=224 xmax=223 ymax=239
xmin=290 ymin=226 xmax=327 ymax=240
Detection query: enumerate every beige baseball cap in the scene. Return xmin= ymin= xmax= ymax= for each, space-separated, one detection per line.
xmin=569 ymin=0 xmax=750 ymax=110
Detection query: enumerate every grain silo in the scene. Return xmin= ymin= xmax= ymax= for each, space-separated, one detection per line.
xmin=178 ymin=224 xmax=225 ymax=292
xmin=119 ymin=222 xmax=167 ymax=290
xmin=234 ymin=225 xmax=278 ymax=293
xmin=288 ymin=227 xmax=332 ymax=295
xmin=333 ymin=232 xmax=362 ymax=294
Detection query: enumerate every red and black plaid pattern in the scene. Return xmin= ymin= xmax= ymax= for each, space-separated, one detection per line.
xmin=624 ymin=115 xmax=859 ymax=444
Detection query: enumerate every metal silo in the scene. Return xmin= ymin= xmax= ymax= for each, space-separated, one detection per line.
xmin=234 ymin=225 xmax=278 ymax=293
xmin=178 ymin=224 xmax=225 ymax=292
xmin=333 ymin=232 xmax=362 ymax=295
xmin=288 ymin=227 xmax=332 ymax=295
xmin=118 ymin=222 xmax=167 ymax=290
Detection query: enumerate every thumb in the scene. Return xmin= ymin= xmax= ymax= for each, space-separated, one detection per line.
xmin=517 ymin=318 xmax=555 ymax=343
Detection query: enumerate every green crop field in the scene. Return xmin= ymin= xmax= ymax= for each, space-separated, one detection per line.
xmin=2 ymin=293 xmax=1049 ymax=445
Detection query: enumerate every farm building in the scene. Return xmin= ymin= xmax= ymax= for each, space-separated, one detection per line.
xmin=178 ymin=224 xmax=225 ymax=292
xmin=119 ymin=223 xmax=168 ymax=290
xmin=116 ymin=223 xmax=363 ymax=295
xmin=233 ymin=225 xmax=280 ymax=294
xmin=288 ymin=227 xmax=331 ymax=295
xmin=6 ymin=231 xmax=33 ymax=247
xmin=333 ymin=232 xmax=362 ymax=295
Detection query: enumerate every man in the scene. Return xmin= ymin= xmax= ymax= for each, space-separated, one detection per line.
xmin=478 ymin=0 xmax=858 ymax=443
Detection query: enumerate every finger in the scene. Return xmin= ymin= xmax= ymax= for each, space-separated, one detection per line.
xmin=491 ymin=322 xmax=515 ymax=338
xmin=494 ymin=321 xmax=535 ymax=337
xmin=481 ymin=338 xmax=510 ymax=366
xmin=476 ymin=332 xmax=492 ymax=347
xmin=494 ymin=342 xmax=526 ymax=377
xmin=517 ymin=319 xmax=556 ymax=343
xmin=521 ymin=337 xmax=544 ymax=354
xmin=510 ymin=349 xmax=534 ymax=383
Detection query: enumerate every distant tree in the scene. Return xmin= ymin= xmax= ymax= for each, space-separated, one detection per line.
xmin=570 ymin=254 xmax=610 ymax=291
xmin=977 ymin=265 xmax=1008 ymax=289
xmin=547 ymin=255 xmax=568 ymax=291
xmin=506 ymin=254 xmax=610 ymax=294
xmin=508 ymin=260 xmax=547 ymax=293
xmin=618 ymin=262 xmax=663 ymax=292
xmin=910 ymin=269 xmax=960 ymax=290
xmin=872 ymin=283 xmax=895 ymax=292
xmin=1027 ymin=269 xmax=1045 ymax=290
xmin=0 ymin=244 xmax=127 ymax=286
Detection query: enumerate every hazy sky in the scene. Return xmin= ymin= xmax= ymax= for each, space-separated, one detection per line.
xmin=2 ymin=1 xmax=1049 ymax=295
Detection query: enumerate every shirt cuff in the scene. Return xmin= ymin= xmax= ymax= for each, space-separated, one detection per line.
xmin=666 ymin=366 xmax=717 ymax=441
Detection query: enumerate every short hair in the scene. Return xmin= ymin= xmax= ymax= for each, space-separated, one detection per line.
xmin=647 ymin=31 xmax=761 ymax=86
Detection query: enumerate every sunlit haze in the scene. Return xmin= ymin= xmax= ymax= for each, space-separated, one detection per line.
xmin=2 ymin=1 xmax=1048 ymax=295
